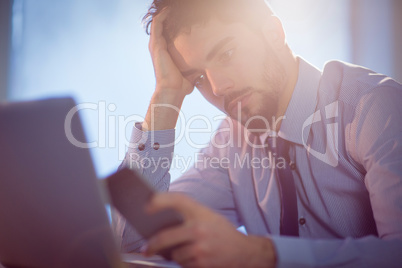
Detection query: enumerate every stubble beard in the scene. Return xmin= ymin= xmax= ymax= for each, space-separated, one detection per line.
xmin=227 ymin=48 xmax=287 ymax=134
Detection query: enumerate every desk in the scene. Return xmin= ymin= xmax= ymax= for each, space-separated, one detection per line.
xmin=123 ymin=253 xmax=180 ymax=268
xmin=0 ymin=253 xmax=179 ymax=268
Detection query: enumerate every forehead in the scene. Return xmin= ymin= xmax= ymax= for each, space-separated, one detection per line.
xmin=168 ymin=19 xmax=254 ymax=69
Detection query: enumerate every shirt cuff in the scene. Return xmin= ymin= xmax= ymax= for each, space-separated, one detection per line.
xmin=125 ymin=122 xmax=175 ymax=180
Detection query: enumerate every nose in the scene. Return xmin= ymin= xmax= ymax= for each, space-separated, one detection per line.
xmin=205 ymin=69 xmax=234 ymax=97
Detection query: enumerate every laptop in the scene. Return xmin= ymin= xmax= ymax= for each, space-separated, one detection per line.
xmin=0 ymin=97 xmax=179 ymax=268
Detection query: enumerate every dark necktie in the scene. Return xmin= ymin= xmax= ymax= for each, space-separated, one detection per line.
xmin=266 ymin=135 xmax=299 ymax=237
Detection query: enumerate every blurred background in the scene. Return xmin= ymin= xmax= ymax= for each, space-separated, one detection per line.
xmin=1 ymin=0 xmax=401 ymax=180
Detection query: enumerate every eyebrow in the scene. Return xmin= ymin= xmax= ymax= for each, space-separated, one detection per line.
xmin=206 ymin=36 xmax=235 ymax=61
xmin=181 ymin=36 xmax=235 ymax=78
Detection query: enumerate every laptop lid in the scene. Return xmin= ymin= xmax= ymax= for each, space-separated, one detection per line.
xmin=0 ymin=97 xmax=122 ymax=268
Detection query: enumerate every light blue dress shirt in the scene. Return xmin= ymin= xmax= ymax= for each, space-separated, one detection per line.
xmin=112 ymin=58 xmax=402 ymax=267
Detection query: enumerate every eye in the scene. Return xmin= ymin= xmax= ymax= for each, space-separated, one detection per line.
xmin=219 ymin=48 xmax=234 ymax=62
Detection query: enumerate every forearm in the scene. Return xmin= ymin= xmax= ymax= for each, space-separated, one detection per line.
xmin=142 ymin=88 xmax=186 ymax=132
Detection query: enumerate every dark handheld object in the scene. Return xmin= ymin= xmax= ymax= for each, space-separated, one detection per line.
xmin=106 ymin=168 xmax=184 ymax=259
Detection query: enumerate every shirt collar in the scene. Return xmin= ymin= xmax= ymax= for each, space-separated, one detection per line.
xmin=258 ymin=57 xmax=322 ymax=146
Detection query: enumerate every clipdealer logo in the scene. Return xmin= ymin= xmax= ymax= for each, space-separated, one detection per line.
xmin=63 ymin=100 xmax=341 ymax=168
xmin=302 ymin=101 xmax=339 ymax=167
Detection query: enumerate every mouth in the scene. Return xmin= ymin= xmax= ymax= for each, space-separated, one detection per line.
xmin=226 ymin=92 xmax=253 ymax=116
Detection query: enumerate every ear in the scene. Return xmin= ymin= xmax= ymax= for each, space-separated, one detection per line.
xmin=262 ymin=16 xmax=286 ymax=49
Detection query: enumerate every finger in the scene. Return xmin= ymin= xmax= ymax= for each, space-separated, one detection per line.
xmin=149 ymin=8 xmax=170 ymax=51
xmin=147 ymin=193 xmax=205 ymax=219
xmin=145 ymin=222 xmax=195 ymax=257
xmin=170 ymin=243 xmax=198 ymax=265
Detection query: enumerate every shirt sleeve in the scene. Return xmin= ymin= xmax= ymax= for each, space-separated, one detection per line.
xmin=272 ymin=83 xmax=402 ymax=267
xmin=271 ymin=235 xmax=402 ymax=268
xmin=169 ymin=119 xmax=241 ymax=227
xmin=112 ymin=119 xmax=241 ymax=252
xmin=111 ymin=122 xmax=176 ymax=252
xmin=349 ymin=84 xmax=402 ymax=240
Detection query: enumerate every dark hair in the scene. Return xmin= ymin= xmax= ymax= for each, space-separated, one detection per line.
xmin=142 ymin=0 xmax=274 ymax=42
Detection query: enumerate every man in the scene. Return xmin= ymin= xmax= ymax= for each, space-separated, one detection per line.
xmin=112 ymin=0 xmax=402 ymax=267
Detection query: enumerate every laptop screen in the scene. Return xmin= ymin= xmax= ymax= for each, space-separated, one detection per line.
xmin=0 ymin=97 xmax=121 ymax=268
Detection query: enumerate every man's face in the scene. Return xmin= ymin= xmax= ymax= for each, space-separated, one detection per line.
xmin=168 ymin=19 xmax=287 ymax=132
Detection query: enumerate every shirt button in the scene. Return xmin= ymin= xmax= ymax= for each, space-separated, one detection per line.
xmin=153 ymin=143 xmax=160 ymax=150
xmin=290 ymin=162 xmax=296 ymax=170
xmin=138 ymin=143 xmax=145 ymax=151
xmin=299 ymin=217 xmax=306 ymax=226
